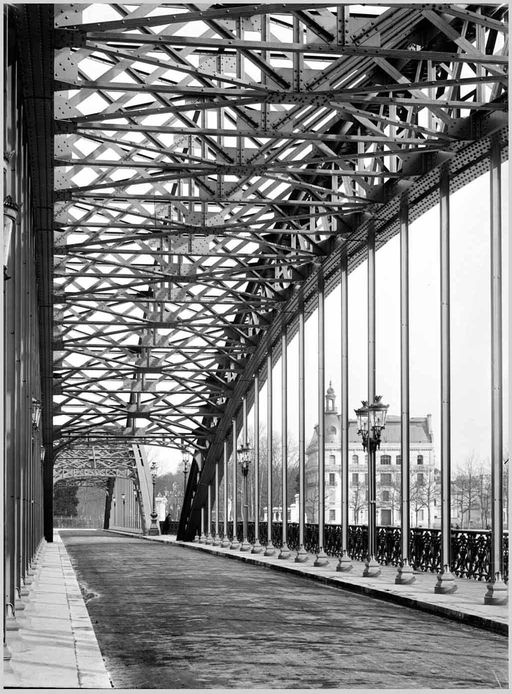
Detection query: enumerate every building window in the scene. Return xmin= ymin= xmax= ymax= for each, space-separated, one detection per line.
xmin=328 ymin=473 xmax=336 ymax=486
xmin=365 ymin=473 xmax=368 ymax=484
xmin=330 ymin=425 xmax=337 ymax=435
xmin=352 ymin=473 xmax=359 ymax=485
xmin=417 ymin=454 xmax=424 ymax=465
xmin=396 ymin=455 xmax=401 ymax=466
xmin=380 ymin=473 xmax=392 ymax=485
xmin=329 ymin=509 xmax=336 ymax=522
xmin=352 ymin=454 xmax=359 ymax=465
xmin=380 ymin=455 xmax=391 ymax=465
xmin=382 ymin=490 xmax=390 ymax=502
xmin=329 ymin=454 xmax=336 ymax=466
xmin=364 ymin=454 xmax=368 ymax=465
xmin=417 ymin=472 xmax=424 ymax=485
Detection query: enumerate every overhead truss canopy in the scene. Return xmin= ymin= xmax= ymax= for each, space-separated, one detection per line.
xmin=51 ymin=3 xmax=508 ymax=458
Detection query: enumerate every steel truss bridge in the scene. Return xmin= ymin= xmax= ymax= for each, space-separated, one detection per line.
xmin=3 ymin=2 xmax=508 ymax=626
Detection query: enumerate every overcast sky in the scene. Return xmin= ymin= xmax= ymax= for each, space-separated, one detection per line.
xmin=150 ymin=165 xmax=509 ymax=476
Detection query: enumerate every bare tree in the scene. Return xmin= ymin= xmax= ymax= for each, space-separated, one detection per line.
xmin=350 ymin=475 xmax=367 ymax=524
xmin=451 ymin=454 xmax=484 ymax=528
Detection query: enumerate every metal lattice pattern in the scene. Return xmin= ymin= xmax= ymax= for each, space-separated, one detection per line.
xmin=51 ymin=4 xmax=508 ymax=459
xmin=54 ymin=442 xmax=139 ymax=486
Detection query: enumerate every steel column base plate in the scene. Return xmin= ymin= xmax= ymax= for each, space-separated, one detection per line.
xmin=395 ymin=561 xmax=415 ymax=585
xmin=336 ymin=552 xmax=353 ymax=572
xmin=434 ymin=569 xmax=457 ymax=594
xmin=484 ymin=577 xmax=508 ymax=605
xmin=314 ymin=550 xmax=329 ymax=567
xmin=363 ymin=557 xmax=381 ymax=577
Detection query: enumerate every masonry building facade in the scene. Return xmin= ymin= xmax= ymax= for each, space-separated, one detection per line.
xmin=305 ymin=386 xmax=438 ymax=527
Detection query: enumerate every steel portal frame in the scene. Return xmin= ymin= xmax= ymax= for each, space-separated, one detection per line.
xmin=2 ymin=3 xmax=508 ymax=617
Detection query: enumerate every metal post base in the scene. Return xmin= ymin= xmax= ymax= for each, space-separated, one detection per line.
xmin=4 ymin=643 xmax=12 ymax=661
xmin=230 ymin=539 xmax=240 ymax=550
xmin=148 ymin=513 xmax=160 ymax=536
xmin=395 ymin=560 xmax=416 ymax=585
xmin=484 ymin=574 xmax=508 ymax=605
xmin=314 ymin=549 xmax=329 ymax=567
xmin=5 ymin=608 xmax=19 ymax=633
xmin=363 ymin=556 xmax=381 ymax=577
xmin=205 ymin=534 xmax=214 ymax=545
xmin=264 ymin=543 xmax=276 ymax=556
xmin=212 ymin=535 xmax=221 ymax=547
xmin=240 ymin=540 xmax=252 ymax=552
xmin=199 ymin=533 xmax=207 ymax=543
xmin=336 ymin=551 xmax=353 ymax=573
xmin=278 ymin=544 xmax=291 ymax=559
xmin=434 ymin=567 xmax=457 ymax=594
xmin=251 ymin=540 xmax=264 ymax=554
xmin=220 ymin=536 xmax=231 ymax=548
xmin=295 ymin=546 xmax=309 ymax=563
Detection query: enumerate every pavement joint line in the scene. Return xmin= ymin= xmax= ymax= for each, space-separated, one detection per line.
xmin=105 ymin=529 xmax=508 ymax=637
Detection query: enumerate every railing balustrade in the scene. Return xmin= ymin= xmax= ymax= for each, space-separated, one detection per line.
xmin=165 ymin=520 xmax=508 ymax=582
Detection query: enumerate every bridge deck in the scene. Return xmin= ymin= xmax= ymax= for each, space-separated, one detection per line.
xmin=6 ymin=530 xmax=509 ymax=689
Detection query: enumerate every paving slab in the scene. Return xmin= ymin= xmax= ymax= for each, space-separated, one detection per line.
xmin=4 ymin=532 xmax=113 ymax=689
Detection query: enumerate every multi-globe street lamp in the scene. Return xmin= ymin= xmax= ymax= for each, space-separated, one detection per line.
xmin=238 ymin=441 xmax=252 ymax=552
xmin=148 ymin=461 xmax=160 ymax=535
xmin=355 ymin=395 xmax=389 ymax=576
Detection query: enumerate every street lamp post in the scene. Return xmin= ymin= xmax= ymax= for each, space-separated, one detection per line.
xmin=182 ymin=449 xmax=189 ymax=496
xmin=355 ymin=395 xmax=389 ymax=577
xmin=121 ymin=493 xmax=126 ymax=528
xmin=148 ymin=461 xmax=160 ymax=535
xmin=238 ymin=441 xmax=252 ymax=552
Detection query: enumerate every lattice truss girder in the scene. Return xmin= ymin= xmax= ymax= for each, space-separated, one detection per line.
xmin=51 ymin=3 xmax=508 ymax=452
xmin=53 ymin=442 xmax=138 ymax=487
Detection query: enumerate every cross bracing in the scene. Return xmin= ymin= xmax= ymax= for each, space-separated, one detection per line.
xmin=50 ymin=2 xmax=508 ymax=473
xmin=53 ymin=442 xmax=139 ymax=486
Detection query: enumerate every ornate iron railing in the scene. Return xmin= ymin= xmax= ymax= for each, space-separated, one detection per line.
xmin=166 ymin=521 xmax=508 ymax=582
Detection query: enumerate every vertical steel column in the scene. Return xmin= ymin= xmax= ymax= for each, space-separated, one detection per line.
xmin=240 ymin=396 xmax=251 ymax=551
xmin=252 ymin=374 xmax=263 ymax=553
xmin=4 ymin=59 xmax=17 ymax=628
xmin=279 ymin=322 xmax=291 ymax=559
xmin=264 ymin=348 xmax=276 ymax=555
xmin=435 ymin=163 xmax=457 ymax=594
xmin=315 ymin=269 xmax=329 ymax=566
xmin=13 ymin=141 xmax=24 ymax=601
xmin=484 ymin=136 xmax=507 ymax=604
xmin=205 ymin=484 xmax=213 ymax=544
xmin=221 ymin=441 xmax=230 ymax=547
xmin=230 ymin=419 xmax=240 ymax=549
xmin=337 ymin=249 xmax=352 ymax=572
xmin=199 ymin=503 xmax=206 ymax=543
xmin=364 ymin=221 xmax=381 ymax=577
xmin=213 ymin=457 xmax=221 ymax=546
xmin=396 ymin=192 xmax=415 ymax=584
xmin=295 ymin=298 xmax=308 ymax=563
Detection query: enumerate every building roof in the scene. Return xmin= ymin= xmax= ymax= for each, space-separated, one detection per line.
xmin=306 ymin=414 xmax=433 ymax=454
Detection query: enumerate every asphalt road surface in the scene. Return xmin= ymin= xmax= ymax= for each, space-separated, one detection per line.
xmin=60 ymin=530 xmax=508 ymax=689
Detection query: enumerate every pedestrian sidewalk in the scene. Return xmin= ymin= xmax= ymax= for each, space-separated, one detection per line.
xmin=115 ymin=530 xmax=508 ymax=636
xmin=4 ymin=532 xmax=112 ymax=689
